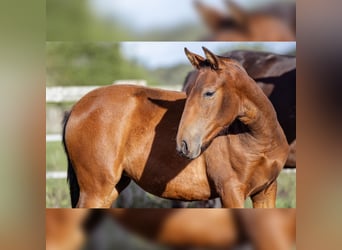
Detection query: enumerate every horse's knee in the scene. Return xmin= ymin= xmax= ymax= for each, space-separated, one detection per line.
xmin=76 ymin=171 xmax=126 ymax=208
xmin=219 ymin=182 xmax=245 ymax=208
xmin=251 ymin=182 xmax=277 ymax=208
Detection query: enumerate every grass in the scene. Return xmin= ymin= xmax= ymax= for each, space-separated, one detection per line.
xmin=46 ymin=141 xmax=67 ymax=171
xmin=276 ymin=171 xmax=296 ymax=208
xmin=46 ymin=141 xmax=69 ymax=207
xmin=46 ymin=178 xmax=70 ymax=208
xmin=46 ymin=141 xmax=296 ymax=208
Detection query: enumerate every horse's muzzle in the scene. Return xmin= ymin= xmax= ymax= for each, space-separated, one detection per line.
xmin=176 ymin=139 xmax=201 ymax=159
xmin=180 ymin=140 xmax=189 ymax=156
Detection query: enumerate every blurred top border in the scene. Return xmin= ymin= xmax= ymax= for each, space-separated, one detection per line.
xmin=46 ymin=0 xmax=296 ymax=41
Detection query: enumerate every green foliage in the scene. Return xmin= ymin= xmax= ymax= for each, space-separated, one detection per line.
xmin=46 ymin=42 xmax=153 ymax=86
xmin=150 ymin=63 xmax=193 ymax=86
xmin=47 ymin=0 xmax=92 ymax=40
xmin=46 ymin=0 xmax=132 ymax=41
xmin=141 ymin=23 xmax=205 ymax=41
xmin=46 ymin=0 xmax=204 ymax=41
xmin=46 ymin=42 xmax=193 ymax=87
xmin=276 ymin=171 xmax=296 ymax=208
xmin=46 ymin=141 xmax=67 ymax=171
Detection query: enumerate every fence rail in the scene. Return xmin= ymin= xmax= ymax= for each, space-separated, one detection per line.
xmin=46 ymin=134 xmax=62 ymax=142
xmin=46 ymin=81 xmax=182 ymax=103
xmin=47 ymin=171 xmax=67 ymax=179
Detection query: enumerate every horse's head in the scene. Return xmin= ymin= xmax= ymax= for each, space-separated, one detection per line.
xmin=176 ymin=47 xmax=248 ymax=159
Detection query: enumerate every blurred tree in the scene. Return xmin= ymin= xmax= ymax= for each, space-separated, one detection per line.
xmin=47 ymin=0 xmax=132 ymax=41
xmin=151 ymin=64 xmax=192 ymax=86
xmin=47 ymin=0 xmax=92 ymax=40
xmin=46 ymin=42 xmax=151 ymax=86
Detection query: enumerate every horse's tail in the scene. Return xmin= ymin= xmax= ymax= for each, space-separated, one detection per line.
xmin=62 ymin=111 xmax=79 ymax=208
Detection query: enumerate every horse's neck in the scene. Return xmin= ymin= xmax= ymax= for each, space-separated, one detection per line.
xmin=238 ymin=80 xmax=282 ymax=145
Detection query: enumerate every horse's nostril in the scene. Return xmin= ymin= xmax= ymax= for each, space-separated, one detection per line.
xmin=181 ymin=140 xmax=189 ymax=155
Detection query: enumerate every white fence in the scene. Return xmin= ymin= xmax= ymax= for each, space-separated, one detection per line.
xmin=46 ymin=80 xmax=182 ymax=103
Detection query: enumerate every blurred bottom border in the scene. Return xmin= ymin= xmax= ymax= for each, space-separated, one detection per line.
xmin=46 ymin=208 xmax=296 ymax=250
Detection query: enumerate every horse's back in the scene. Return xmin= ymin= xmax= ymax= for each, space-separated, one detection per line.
xmin=65 ymin=85 xmax=184 ymax=156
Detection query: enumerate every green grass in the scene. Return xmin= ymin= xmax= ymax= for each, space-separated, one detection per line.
xmin=46 ymin=178 xmax=70 ymax=208
xmin=46 ymin=141 xmax=296 ymax=208
xmin=46 ymin=141 xmax=69 ymax=207
xmin=46 ymin=141 xmax=67 ymax=171
xmin=276 ymin=171 xmax=296 ymax=208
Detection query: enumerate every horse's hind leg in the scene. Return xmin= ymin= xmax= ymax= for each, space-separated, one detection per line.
xmin=76 ymin=163 xmax=130 ymax=208
xmin=77 ymin=175 xmax=130 ymax=208
xmin=251 ymin=181 xmax=277 ymax=208
xmin=77 ymin=185 xmax=118 ymax=208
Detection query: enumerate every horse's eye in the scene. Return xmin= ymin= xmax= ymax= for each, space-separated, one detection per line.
xmin=204 ymin=91 xmax=215 ymax=98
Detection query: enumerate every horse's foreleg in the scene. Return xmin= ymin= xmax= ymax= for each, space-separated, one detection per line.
xmin=219 ymin=181 xmax=245 ymax=208
xmin=251 ymin=181 xmax=277 ymax=208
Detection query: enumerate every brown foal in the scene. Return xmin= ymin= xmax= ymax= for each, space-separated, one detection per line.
xmin=63 ymin=48 xmax=288 ymax=208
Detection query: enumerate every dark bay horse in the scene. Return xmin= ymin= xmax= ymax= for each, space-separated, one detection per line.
xmin=183 ymin=50 xmax=296 ymax=168
xmin=195 ymin=0 xmax=295 ymax=41
xmin=63 ymin=48 xmax=288 ymax=208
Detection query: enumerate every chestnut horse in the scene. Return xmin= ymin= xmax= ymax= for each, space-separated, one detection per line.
xmin=195 ymin=0 xmax=295 ymax=41
xmin=63 ymin=47 xmax=288 ymax=208
xmin=183 ymin=50 xmax=296 ymax=168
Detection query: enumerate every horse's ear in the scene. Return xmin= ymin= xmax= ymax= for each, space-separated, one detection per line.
xmin=184 ymin=48 xmax=206 ymax=69
xmin=225 ymin=0 xmax=247 ymax=27
xmin=194 ymin=0 xmax=227 ymax=32
xmin=202 ymin=47 xmax=222 ymax=70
